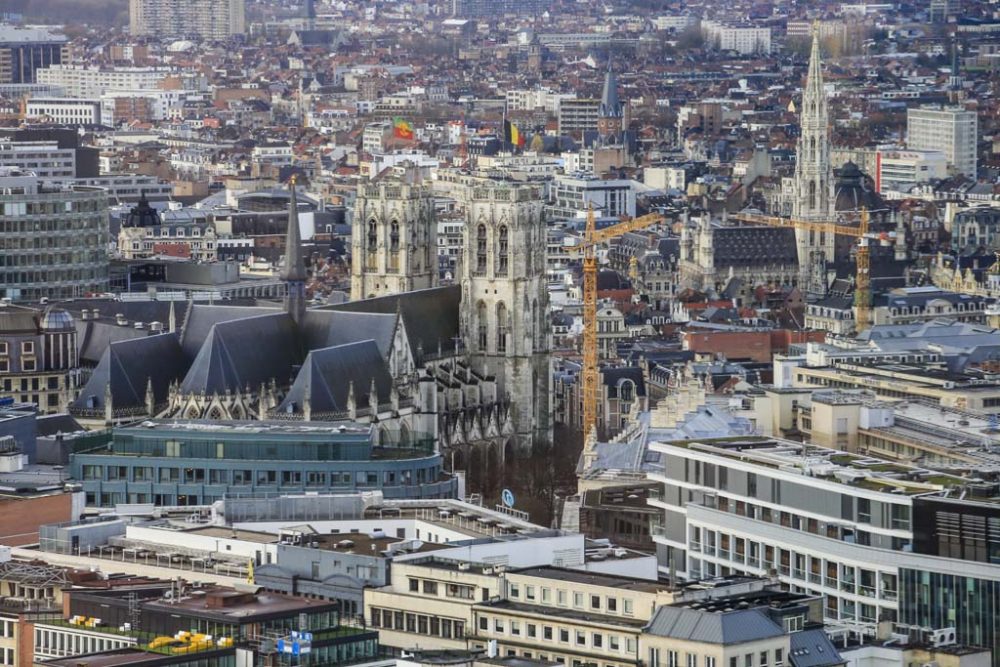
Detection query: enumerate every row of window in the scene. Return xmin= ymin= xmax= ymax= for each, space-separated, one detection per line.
xmin=478 ymin=615 xmax=638 ymax=655
xmin=407 ymin=578 xmax=476 ymax=600
xmin=649 ymin=648 xmax=784 ymax=667
xmin=369 ymin=607 xmax=466 ymax=639
xmin=79 ymin=466 xmax=414 ymax=487
xmin=507 ymin=583 xmax=636 ymax=616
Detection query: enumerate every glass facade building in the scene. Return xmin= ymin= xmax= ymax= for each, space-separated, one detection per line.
xmin=69 ymin=419 xmax=455 ymax=506
xmin=899 ymin=568 xmax=1000 ymax=666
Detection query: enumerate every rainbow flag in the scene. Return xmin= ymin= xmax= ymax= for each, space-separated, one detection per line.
xmin=393 ymin=117 xmax=414 ymax=140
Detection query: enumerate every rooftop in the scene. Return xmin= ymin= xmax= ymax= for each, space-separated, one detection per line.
xmin=511 ymin=566 xmax=668 ymax=593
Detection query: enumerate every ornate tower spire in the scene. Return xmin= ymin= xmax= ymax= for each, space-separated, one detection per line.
xmin=597 ymin=62 xmax=624 ymax=144
xmin=792 ymin=24 xmax=836 ymax=294
xmin=794 ymin=24 xmax=832 ymax=221
xmin=282 ymin=176 xmax=307 ymax=326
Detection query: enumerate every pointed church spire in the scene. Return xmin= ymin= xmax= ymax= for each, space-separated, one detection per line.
xmin=599 ymin=62 xmax=622 ymax=119
xmin=806 ymin=22 xmax=825 ymax=101
xmin=281 ymin=176 xmax=307 ymax=282
xmin=282 ymin=175 xmax=307 ymax=326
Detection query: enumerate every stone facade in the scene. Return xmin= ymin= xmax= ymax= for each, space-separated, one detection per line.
xmin=351 ymin=180 xmax=437 ymax=300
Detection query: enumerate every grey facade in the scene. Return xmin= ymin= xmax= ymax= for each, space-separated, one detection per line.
xmin=0 ymin=171 xmax=109 ymax=301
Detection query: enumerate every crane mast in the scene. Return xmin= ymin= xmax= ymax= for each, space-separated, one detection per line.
xmin=580 ymin=208 xmax=665 ymax=438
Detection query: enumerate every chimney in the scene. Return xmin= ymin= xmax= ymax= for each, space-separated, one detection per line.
xmin=80 ymin=309 xmax=89 ymax=321
xmin=150 ymin=321 xmax=163 ymax=333
xmin=115 ymin=314 xmax=127 ymax=326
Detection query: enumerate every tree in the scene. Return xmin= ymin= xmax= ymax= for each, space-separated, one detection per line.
xmin=676 ymin=25 xmax=704 ymax=51
xmin=529 ymin=133 xmax=545 ymax=154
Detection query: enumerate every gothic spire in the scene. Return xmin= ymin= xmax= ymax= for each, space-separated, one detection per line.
xmin=804 ymin=23 xmax=825 ymax=115
xmin=599 ymin=62 xmax=622 ymax=119
xmin=281 ymin=176 xmax=307 ymax=283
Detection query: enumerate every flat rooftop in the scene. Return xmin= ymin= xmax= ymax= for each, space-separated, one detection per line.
xmin=41 ymin=648 xmax=232 ymax=667
xmin=512 ymin=567 xmax=667 ymax=592
xmin=656 ymin=437 xmax=971 ymax=497
xmin=144 ymin=587 xmax=335 ymax=619
xmin=120 ymin=419 xmax=371 ymax=437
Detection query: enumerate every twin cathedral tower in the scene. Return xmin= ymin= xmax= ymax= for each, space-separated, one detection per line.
xmin=349 ymin=176 xmax=552 ymax=454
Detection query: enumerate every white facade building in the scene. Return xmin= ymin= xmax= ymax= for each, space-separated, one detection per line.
xmin=906 ymin=106 xmax=978 ymax=178
xmin=35 ymin=65 xmax=171 ymax=98
xmin=702 ymin=21 xmax=772 ymax=55
xmin=876 ymin=149 xmax=948 ymax=194
xmin=25 ymin=98 xmax=102 ymax=126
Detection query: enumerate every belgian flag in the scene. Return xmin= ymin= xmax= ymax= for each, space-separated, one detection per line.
xmin=504 ymin=120 xmax=526 ymax=148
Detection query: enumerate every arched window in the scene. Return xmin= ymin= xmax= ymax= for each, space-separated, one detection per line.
xmin=497 ymin=302 xmax=508 ymax=353
xmin=498 ymin=225 xmax=509 ymax=276
xmin=477 ymin=301 xmax=488 ymax=352
xmin=366 ymin=220 xmax=378 ymax=270
xmin=808 ymin=181 xmax=817 ymax=211
xmin=476 ymin=224 xmax=487 ymax=274
xmin=619 ymin=379 xmax=635 ymax=403
xmin=389 ymin=221 xmax=400 ymax=271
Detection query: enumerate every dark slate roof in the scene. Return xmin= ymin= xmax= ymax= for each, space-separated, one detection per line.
xmin=277 ymin=340 xmax=392 ymax=414
xmin=645 ymin=607 xmax=785 ymax=645
xmin=73 ymin=333 xmax=188 ymax=410
xmin=603 ymin=366 xmax=646 ymax=397
xmin=36 ymin=413 xmax=84 ymax=436
xmin=180 ymin=304 xmax=280 ymax=360
xmin=788 ymin=628 xmax=845 ymax=667
xmin=0 ymin=306 xmax=38 ymax=334
xmin=300 ymin=309 xmax=397 ymax=358
xmin=713 ymin=227 xmax=798 ymax=267
xmin=180 ymin=313 xmax=303 ymax=394
xmin=324 ymin=286 xmax=462 ymax=358
xmin=76 ymin=321 xmax=148 ymax=366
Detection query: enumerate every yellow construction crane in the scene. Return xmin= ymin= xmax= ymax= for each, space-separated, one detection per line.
xmin=579 ymin=207 xmax=666 ymax=438
xmin=731 ymin=208 xmax=873 ymax=331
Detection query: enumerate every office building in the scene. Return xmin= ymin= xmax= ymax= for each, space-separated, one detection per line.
xmin=0 ymin=305 xmax=81 ymax=414
xmin=0 ymin=168 xmax=109 ymax=301
xmin=0 ymin=25 xmax=68 ymax=84
xmin=548 ymin=175 xmax=636 ymax=220
xmin=558 ymin=98 xmax=601 ymax=136
xmin=69 ymin=419 xmax=455 ymax=507
xmin=645 ymin=432 xmax=1000 ymax=660
xmin=24 ymin=98 xmax=102 ymax=126
xmin=452 ymin=0 xmax=548 ymax=19
xmin=876 ymin=149 xmax=948 ymax=194
xmin=0 ymin=140 xmax=75 ymax=178
xmin=35 ymin=65 xmax=170 ymax=98
xmin=906 ymin=106 xmax=978 ymax=178
xmin=129 ymin=0 xmax=246 ymax=40
xmin=701 ymin=21 xmax=772 ymax=55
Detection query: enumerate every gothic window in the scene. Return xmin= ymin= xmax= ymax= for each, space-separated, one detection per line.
xmin=366 ymin=220 xmax=378 ymax=270
xmin=808 ymin=181 xmax=817 ymax=211
xmin=477 ymin=301 xmax=488 ymax=352
xmin=497 ymin=302 xmax=509 ymax=353
xmin=498 ymin=225 xmax=509 ymax=276
xmin=389 ymin=221 xmax=400 ymax=271
xmin=476 ymin=224 xmax=487 ymax=274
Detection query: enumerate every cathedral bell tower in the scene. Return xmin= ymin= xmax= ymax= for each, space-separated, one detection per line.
xmin=459 ymin=181 xmax=551 ymax=454
xmin=351 ymin=176 xmax=437 ymax=300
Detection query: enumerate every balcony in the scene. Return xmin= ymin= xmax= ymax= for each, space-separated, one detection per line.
xmin=688 ymin=541 xmax=702 ymax=553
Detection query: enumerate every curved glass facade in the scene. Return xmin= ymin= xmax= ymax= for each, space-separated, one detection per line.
xmin=69 ymin=420 xmax=455 ymax=506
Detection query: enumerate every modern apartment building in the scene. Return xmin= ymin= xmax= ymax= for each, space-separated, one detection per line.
xmin=547 ymin=175 xmax=636 ymax=221
xmin=645 ymin=434 xmax=1000 ymax=661
xmin=0 ymin=168 xmax=109 ymax=301
xmin=0 ymin=25 xmax=68 ymax=84
xmin=906 ymin=106 xmax=978 ymax=178
xmin=129 ymin=0 xmax=246 ymax=40
xmin=701 ymin=21 xmax=772 ymax=55
xmin=35 ymin=65 xmax=171 ymax=98
xmin=558 ymin=99 xmax=601 ymax=136
xmin=0 ymin=140 xmax=76 ymax=178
